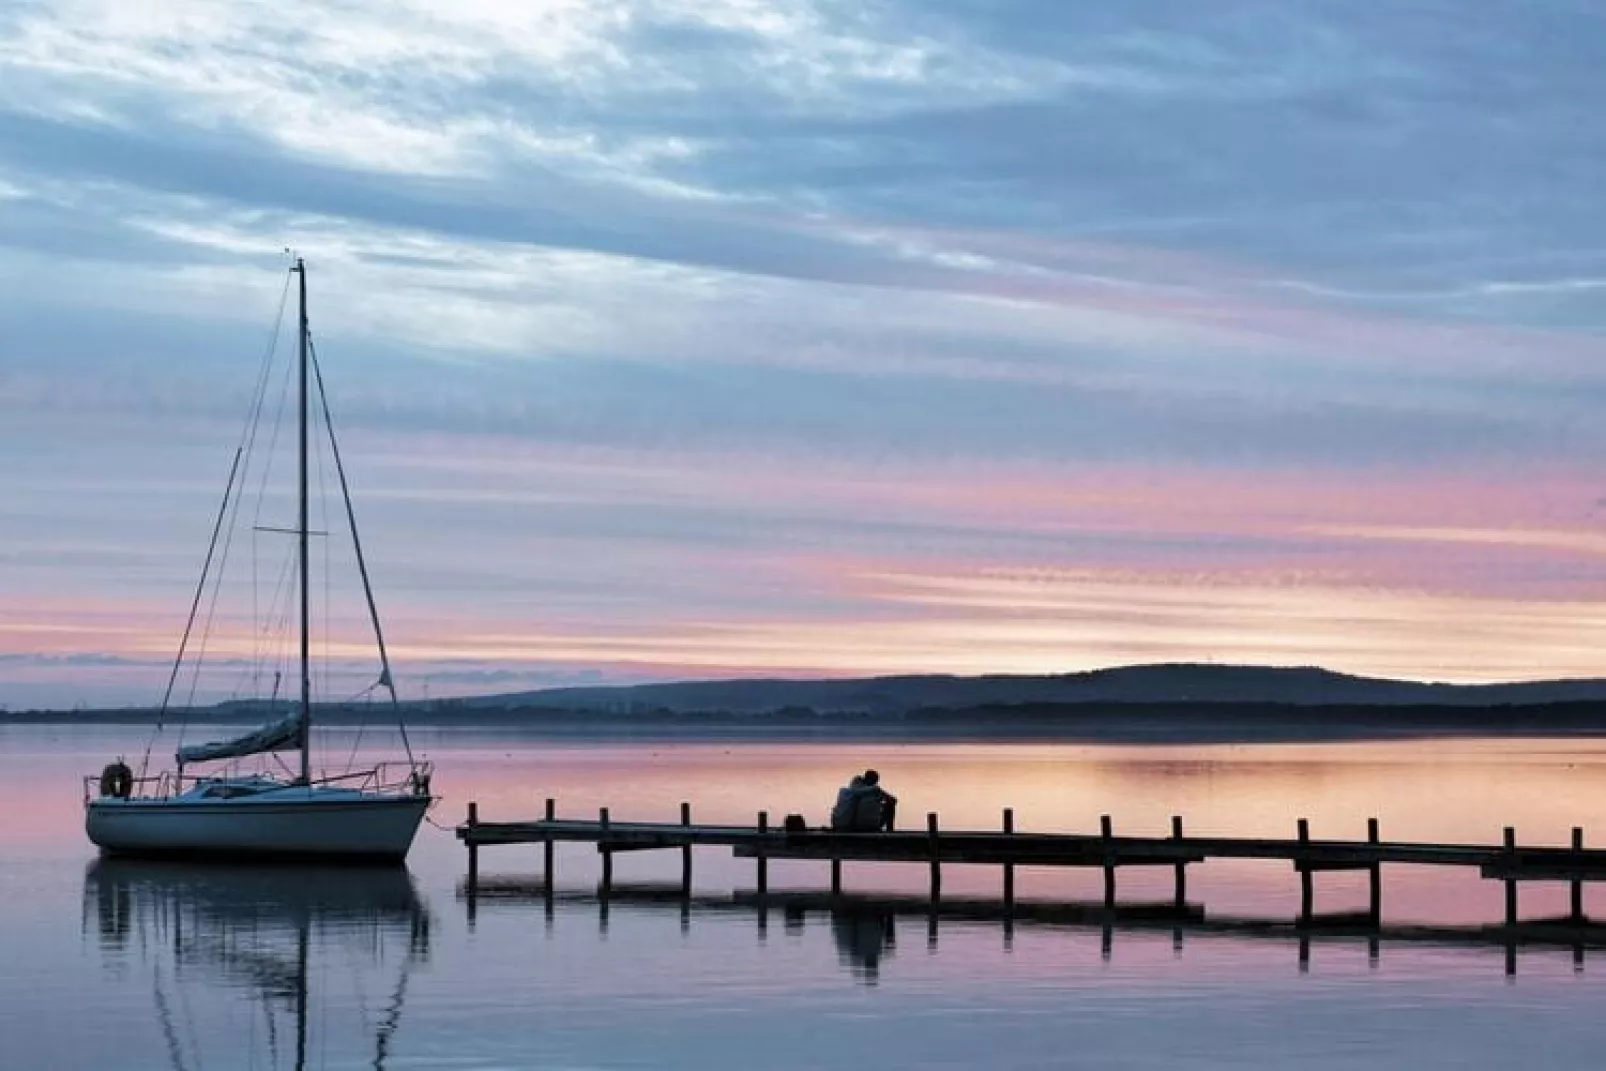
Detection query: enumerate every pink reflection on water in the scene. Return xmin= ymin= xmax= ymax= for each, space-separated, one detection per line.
xmin=434 ymin=735 xmax=1606 ymax=928
xmin=13 ymin=735 xmax=1606 ymax=1064
xmin=13 ymin=729 xmax=1606 ymax=939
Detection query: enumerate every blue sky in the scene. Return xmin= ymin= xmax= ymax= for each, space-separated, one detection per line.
xmin=4 ymin=1 xmax=1606 ymax=708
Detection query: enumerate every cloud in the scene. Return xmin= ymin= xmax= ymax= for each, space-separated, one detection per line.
xmin=4 ymin=1 xmax=1606 ymax=704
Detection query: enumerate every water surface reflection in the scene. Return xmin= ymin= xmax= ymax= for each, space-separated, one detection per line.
xmin=8 ymin=732 xmax=1606 ymax=1069
xmin=84 ymin=861 xmax=431 ymax=1070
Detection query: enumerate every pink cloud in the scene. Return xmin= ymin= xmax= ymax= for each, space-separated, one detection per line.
xmin=10 ymin=448 xmax=1606 ymax=705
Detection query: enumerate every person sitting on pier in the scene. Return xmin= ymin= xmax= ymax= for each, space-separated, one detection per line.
xmin=831 ymin=774 xmax=866 ymax=830
xmin=831 ymin=770 xmax=898 ymax=831
xmin=855 ymin=770 xmax=897 ymax=832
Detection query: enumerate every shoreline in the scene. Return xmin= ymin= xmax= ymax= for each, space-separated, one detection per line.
xmin=9 ymin=699 xmax=1606 ymax=745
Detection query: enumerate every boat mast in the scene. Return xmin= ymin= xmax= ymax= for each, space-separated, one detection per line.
xmin=295 ymin=257 xmax=311 ymax=785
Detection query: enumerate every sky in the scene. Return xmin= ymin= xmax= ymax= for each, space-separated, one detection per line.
xmin=3 ymin=0 xmax=1606 ymax=708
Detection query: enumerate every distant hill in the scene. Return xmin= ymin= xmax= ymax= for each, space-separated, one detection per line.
xmin=445 ymin=663 xmax=1606 ymax=716
xmin=16 ymin=665 xmax=1606 ymax=733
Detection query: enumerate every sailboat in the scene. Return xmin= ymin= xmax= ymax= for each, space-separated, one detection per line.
xmin=84 ymin=258 xmax=433 ymax=861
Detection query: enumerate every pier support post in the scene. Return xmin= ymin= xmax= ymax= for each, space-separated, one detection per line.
xmin=466 ymin=801 xmax=480 ymax=891
xmin=928 ymin=812 xmax=942 ymax=902
xmin=542 ymin=801 xmax=556 ymax=919
xmin=1101 ymin=814 xmax=1115 ymax=911
xmin=543 ymin=798 xmax=556 ymax=891
xmin=599 ymin=807 xmax=613 ymax=898
xmin=680 ymin=802 xmax=693 ymax=896
xmin=830 ymin=857 xmax=842 ymax=896
xmin=1503 ymin=826 xmax=1518 ymax=927
xmin=466 ymin=801 xmax=480 ymax=926
xmin=1171 ymin=815 xmax=1186 ymax=909
xmin=1002 ymin=808 xmax=1016 ymax=911
xmin=756 ymin=812 xmax=770 ymax=940
xmin=1367 ymin=817 xmax=1382 ymax=923
xmin=1297 ymin=818 xmax=1313 ymax=925
xmin=1572 ymin=827 xmax=1585 ymax=924
xmin=757 ymin=811 xmax=769 ymax=897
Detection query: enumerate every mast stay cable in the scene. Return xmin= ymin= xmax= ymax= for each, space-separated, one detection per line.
xmin=140 ymin=270 xmax=292 ymax=778
xmin=309 ymin=335 xmax=417 ymax=767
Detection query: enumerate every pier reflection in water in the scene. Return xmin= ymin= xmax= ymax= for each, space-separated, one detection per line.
xmin=84 ymin=861 xmax=431 ymax=1070
xmin=458 ymin=876 xmax=1606 ymax=982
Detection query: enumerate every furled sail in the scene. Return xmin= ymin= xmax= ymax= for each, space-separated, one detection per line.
xmin=176 ymin=712 xmax=304 ymax=765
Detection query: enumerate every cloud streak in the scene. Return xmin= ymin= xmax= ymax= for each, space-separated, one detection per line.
xmin=4 ymin=1 xmax=1606 ymax=705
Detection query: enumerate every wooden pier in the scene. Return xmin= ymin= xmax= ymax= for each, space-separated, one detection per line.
xmin=458 ymin=800 xmax=1606 ymax=928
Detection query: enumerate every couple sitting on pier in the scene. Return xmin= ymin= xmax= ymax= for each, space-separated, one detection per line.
xmin=831 ymin=770 xmax=897 ymax=832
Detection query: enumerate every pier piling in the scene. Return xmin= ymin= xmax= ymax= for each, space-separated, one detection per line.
xmin=1002 ymin=808 xmax=1015 ymax=910
xmin=757 ymin=811 xmax=769 ymax=897
xmin=466 ymin=800 xmax=480 ymax=926
xmin=600 ymin=807 xmax=613 ymax=897
xmin=1573 ymin=827 xmax=1585 ymax=923
xmin=1101 ymin=814 xmax=1116 ymax=910
xmin=1171 ymin=815 xmax=1186 ymax=908
xmin=543 ymin=798 xmax=556 ymax=889
xmin=680 ymin=802 xmax=693 ymax=895
xmin=1368 ymin=817 xmax=1382 ymax=922
xmin=1504 ymin=826 xmax=1517 ymax=927
xmin=466 ymin=801 xmax=480 ymax=890
xmin=1298 ymin=818 xmax=1313 ymax=924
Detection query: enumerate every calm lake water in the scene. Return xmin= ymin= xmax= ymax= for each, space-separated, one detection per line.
xmin=6 ymin=725 xmax=1606 ymax=1069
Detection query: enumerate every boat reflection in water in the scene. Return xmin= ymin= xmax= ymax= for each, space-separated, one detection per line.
xmin=85 ymin=860 xmax=430 ymax=1070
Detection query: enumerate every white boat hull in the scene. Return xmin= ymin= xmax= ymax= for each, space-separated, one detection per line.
xmin=86 ymin=791 xmax=429 ymax=861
